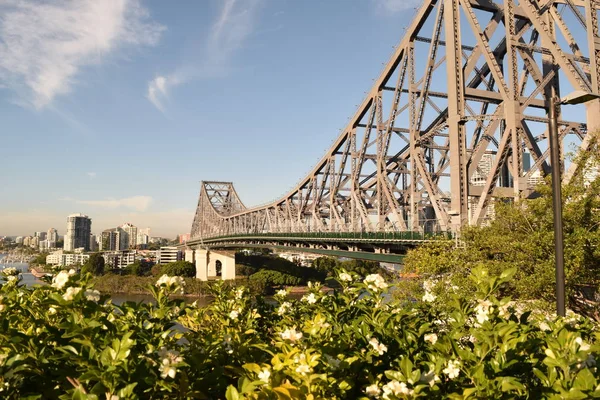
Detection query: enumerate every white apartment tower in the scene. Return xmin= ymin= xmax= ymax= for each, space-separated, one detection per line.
xmin=47 ymin=228 xmax=59 ymax=243
xmin=64 ymin=214 xmax=92 ymax=251
xmin=121 ymin=223 xmax=138 ymax=248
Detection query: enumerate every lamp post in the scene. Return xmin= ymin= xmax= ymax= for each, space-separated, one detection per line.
xmin=548 ymin=90 xmax=600 ymax=316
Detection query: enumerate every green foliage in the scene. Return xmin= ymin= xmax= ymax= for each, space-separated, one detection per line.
xmin=123 ymin=260 xmax=152 ymax=277
xmin=31 ymin=252 xmax=49 ymax=265
xmin=236 ymin=254 xmax=326 ymax=287
xmin=1 ymin=265 xmax=599 ymax=398
xmin=400 ymin=136 xmax=600 ymax=316
xmin=159 ymin=261 xmax=196 ymax=278
xmin=81 ymin=253 xmax=105 ymax=276
xmin=249 ymin=269 xmax=303 ymax=287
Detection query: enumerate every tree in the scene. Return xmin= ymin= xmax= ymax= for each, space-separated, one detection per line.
xmin=160 ymin=261 xmax=196 ymax=278
xmin=124 ymin=260 xmax=152 ymax=276
xmin=399 ymin=134 xmax=600 ymax=316
xmin=82 ymin=253 xmax=105 ymax=276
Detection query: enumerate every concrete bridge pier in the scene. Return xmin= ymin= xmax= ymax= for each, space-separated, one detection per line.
xmin=191 ymin=249 xmax=236 ymax=281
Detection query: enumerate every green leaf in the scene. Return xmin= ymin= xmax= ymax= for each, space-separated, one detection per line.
xmin=574 ymin=368 xmax=596 ymax=392
xmin=225 ymin=385 xmax=240 ymax=400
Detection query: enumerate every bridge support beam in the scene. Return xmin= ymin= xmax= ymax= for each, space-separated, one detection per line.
xmin=184 ymin=250 xmax=194 ymax=263
xmin=193 ymin=249 xmax=236 ymax=281
xmin=194 ymin=249 xmax=209 ymax=281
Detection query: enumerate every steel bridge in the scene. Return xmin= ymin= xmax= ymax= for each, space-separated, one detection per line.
xmin=187 ymin=0 xmax=600 ymax=265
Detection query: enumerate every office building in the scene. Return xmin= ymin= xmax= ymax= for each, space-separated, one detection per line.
xmin=15 ymin=236 xmax=23 ymax=245
xmin=64 ymin=214 xmax=92 ymax=252
xmin=156 ymin=247 xmax=182 ymax=264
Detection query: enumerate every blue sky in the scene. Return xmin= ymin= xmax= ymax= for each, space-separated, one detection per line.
xmin=0 ymin=0 xmax=423 ymax=237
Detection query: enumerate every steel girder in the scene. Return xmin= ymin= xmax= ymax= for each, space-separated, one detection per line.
xmin=191 ymin=0 xmax=600 ymax=240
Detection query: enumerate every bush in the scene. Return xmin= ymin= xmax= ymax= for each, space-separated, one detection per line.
xmin=1 ymin=266 xmax=599 ymax=398
xmin=249 ymin=269 xmax=303 ymax=288
xmin=123 ymin=260 xmax=152 ymax=276
xmin=160 ymin=260 xmax=195 ymax=278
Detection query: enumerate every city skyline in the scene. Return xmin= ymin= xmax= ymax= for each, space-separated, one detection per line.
xmin=0 ymin=0 xmax=420 ymax=237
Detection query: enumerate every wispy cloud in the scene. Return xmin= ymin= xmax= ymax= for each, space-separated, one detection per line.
xmin=373 ymin=0 xmax=422 ymax=13
xmin=87 ymin=172 xmax=97 ymax=179
xmin=63 ymin=196 xmax=153 ymax=212
xmin=0 ymin=0 xmax=165 ymax=108
xmin=147 ymin=0 xmax=262 ymax=112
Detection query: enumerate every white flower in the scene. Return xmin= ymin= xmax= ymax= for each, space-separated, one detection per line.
xmin=2 ymin=267 xmax=18 ymax=276
xmin=364 ymin=274 xmax=388 ymax=291
xmin=258 ymin=368 xmax=270 ymax=382
xmin=280 ymin=328 xmax=303 ymax=342
xmin=475 ymin=310 xmax=489 ymax=325
xmin=423 ymin=280 xmax=435 ymax=292
xmin=382 ymin=380 xmax=413 ymax=398
xmin=229 ymin=310 xmax=239 ymax=320
xmin=424 ymin=333 xmax=438 ymax=345
xmin=235 ymin=288 xmax=244 ymax=299
xmin=422 ymin=291 xmax=436 ymax=302
xmin=369 ymin=337 xmax=388 ymax=355
xmin=84 ymin=289 xmax=101 ymax=302
xmin=443 ymin=359 xmax=461 ymax=379
xmin=68 ymin=269 xmax=76 ymax=275
xmin=420 ymin=368 xmax=440 ymax=387
xmin=324 ymin=354 xmax=341 ymax=370
xmin=276 ymin=289 xmax=287 ymax=297
xmin=539 ymin=321 xmax=551 ymax=332
xmin=302 ymin=293 xmax=317 ymax=304
xmin=475 ymin=299 xmax=493 ymax=314
xmin=51 ymin=270 xmax=71 ymax=289
xmin=62 ymin=287 xmax=81 ymax=301
xmin=155 ymin=275 xmax=185 ymax=294
xmin=222 ymin=334 xmax=232 ymax=345
xmin=365 ymin=383 xmax=381 ymax=397
xmin=158 ymin=347 xmax=183 ymax=379
xmin=575 ymin=337 xmax=591 ymax=351
xmin=339 ymin=272 xmax=353 ymax=282
xmin=295 ymin=364 xmax=311 ymax=375
xmin=277 ymin=302 xmax=292 ymax=316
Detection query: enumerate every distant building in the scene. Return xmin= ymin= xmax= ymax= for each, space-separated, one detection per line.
xmin=46 ymin=250 xmax=90 ymax=267
xmin=121 ymin=223 xmax=138 ymax=248
xmin=15 ymin=236 xmax=23 ymax=245
xmin=47 ymin=228 xmax=58 ymax=243
xmin=89 ymin=234 xmax=99 ymax=252
xmin=156 ymin=247 xmax=182 ymax=264
xmin=179 ymin=233 xmax=191 ymax=244
xmin=64 ymin=214 xmax=92 ymax=252
xmin=470 ymin=153 xmax=494 ymax=187
xmin=34 ymin=231 xmax=47 ymax=241
xmin=39 ymin=240 xmax=49 ymax=251
xmin=101 ymin=229 xmax=120 ymax=251
xmin=30 ymin=236 xmax=39 ymax=248
xmin=102 ymin=251 xmax=137 ymax=268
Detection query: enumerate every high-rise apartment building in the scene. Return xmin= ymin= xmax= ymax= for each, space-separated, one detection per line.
xmin=121 ymin=223 xmax=138 ymax=248
xmin=47 ymin=228 xmax=58 ymax=243
xmin=64 ymin=214 xmax=92 ymax=251
xmin=34 ymin=231 xmax=47 ymax=240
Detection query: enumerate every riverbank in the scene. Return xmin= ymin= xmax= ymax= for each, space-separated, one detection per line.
xmin=91 ymin=274 xmax=332 ymax=298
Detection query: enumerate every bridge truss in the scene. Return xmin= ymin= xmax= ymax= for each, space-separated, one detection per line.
xmin=192 ymin=0 xmax=600 ymax=240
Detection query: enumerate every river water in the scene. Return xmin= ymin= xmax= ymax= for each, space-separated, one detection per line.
xmin=0 ymin=255 xmax=166 ymax=305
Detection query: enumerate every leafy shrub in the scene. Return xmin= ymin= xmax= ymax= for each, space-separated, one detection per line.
xmin=123 ymin=260 xmax=152 ymax=277
xmin=0 ymin=266 xmax=599 ymax=399
xmin=160 ymin=261 xmax=195 ymax=278
xmin=249 ymin=269 xmax=303 ymax=287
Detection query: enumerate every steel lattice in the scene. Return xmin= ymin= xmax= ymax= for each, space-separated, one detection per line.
xmin=191 ymin=0 xmax=600 ymax=240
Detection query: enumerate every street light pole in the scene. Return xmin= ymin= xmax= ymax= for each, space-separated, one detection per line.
xmin=548 ymin=96 xmax=566 ymax=316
